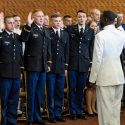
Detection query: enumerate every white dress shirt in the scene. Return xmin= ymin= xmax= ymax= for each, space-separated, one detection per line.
xmin=78 ymin=24 xmax=85 ymax=32
xmin=13 ymin=28 xmax=21 ymax=35
xmin=53 ymin=28 xmax=60 ymax=37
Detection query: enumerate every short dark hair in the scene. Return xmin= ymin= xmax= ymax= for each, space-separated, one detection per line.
xmin=4 ymin=16 xmax=14 ymax=23
xmin=32 ymin=9 xmax=44 ymax=15
xmin=51 ymin=12 xmax=62 ymax=19
xmin=13 ymin=15 xmax=19 ymax=17
xmin=77 ymin=10 xmax=86 ymax=15
xmin=63 ymin=15 xmax=71 ymax=20
xmin=102 ymin=10 xmax=117 ymax=23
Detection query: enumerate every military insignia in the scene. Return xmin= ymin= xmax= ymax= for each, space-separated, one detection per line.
xmin=33 ymin=34 xmax=39 ymax=38
xmin=71 ymin=34 xmax=75 ymax=37
xmin=4 ymin=41 xmax=10 ymax=45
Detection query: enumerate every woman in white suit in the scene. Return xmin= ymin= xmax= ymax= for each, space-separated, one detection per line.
xmin=89 ymin=10 xmax=125 ymax=125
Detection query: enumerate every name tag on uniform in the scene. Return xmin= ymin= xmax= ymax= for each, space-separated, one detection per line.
xmin=33 ymin=34 xmax=39 ymax=38
xmin=71 ymin=34 xmax=75 ymax=37
xmin=4 ymin=41 xmax=10 ymax=45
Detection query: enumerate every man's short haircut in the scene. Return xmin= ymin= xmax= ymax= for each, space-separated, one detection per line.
xmin=13 ymin=15 xmax=20 ymax=18
xmin=77 ymin=10 xmax=86 ymax=15
xmin=4 ymin=16 xmax=14 ymax=23
xmin=102 ymin=10 xmax=117 ymax=23
xmin=32 ymin=9 xmax=44 ymax=15
xmin=44 ymin=14 xmax=49 ymax=17
xmin=63 ymin=15 xmax=71 ymax=20
xmin=51 ymin=12 xmax=62 ymax=19
xmin=90 ymin=9 xmax=100 ymax=15
xmin=116 ymin=11 xmax=123 ymax=17
xmin=116 ymin=11 xmax=123 ymax=15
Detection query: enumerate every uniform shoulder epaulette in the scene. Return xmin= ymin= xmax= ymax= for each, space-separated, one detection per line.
xmin=23 ymin=24 xmax=31 ymax=32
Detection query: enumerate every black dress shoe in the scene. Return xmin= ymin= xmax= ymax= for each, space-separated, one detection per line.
xmin=93 ymin=112 xmax=98 ymax=116
xmin=56 ymin=117 xmax=66 ymax=122
xmin=6 ymin=122 xmax=16 ymax=125
xmin=86 ymin=112 xmax=95 ymax=117
xmin=48 ymin=118 xmax=56 ymax=123
xmin=77 ymin=114 xmax=87 ymax=120
xmin=27 ymin=123 xmax=33 ymax=125
xmin=70 ymin=115 xmax=77 ymax=120
xmin=34 ymin=120 xmax=46 ymax=125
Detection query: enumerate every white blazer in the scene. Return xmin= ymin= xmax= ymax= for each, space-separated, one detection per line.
xmin=89 ymin=24 xmax=125 ymax=86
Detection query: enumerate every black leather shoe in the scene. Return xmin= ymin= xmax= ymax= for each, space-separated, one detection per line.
xmin=48 ymin=118 xmax=56 ymax=123
xmin=86 ymin=112 xmax=95 ymax=117
xmin=34 ymin=120 xmax=46 ymax=125
xmin=70 ymin=115 xmax=77 ymax=120
xmin=93 ymin=112 xmax=98 ymax=116
xmin=77 ymin=114 xmax=87 ymax=120
xmin=56 ymin=117 xmax=66 ymax=122
xmin=27 ymin=123 xmax=33 ymax=125
xmin=6 ymin=122 xmax=16 ymax=125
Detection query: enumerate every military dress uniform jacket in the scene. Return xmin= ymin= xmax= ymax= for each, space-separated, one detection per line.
xmin=67 ymin=24 xmax=95 ymax=72
xmin=0 ymin=31 xmax=23 ymax=78
xmin=49 ymin=28 xmax=69 ymax=73
xmin=22 ymin=23 xmax=51 ymax=71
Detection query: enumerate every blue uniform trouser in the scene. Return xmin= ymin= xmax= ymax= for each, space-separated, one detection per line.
xmin=27 ymin=71 xmax=46 ymax=123
xmin=46 ymin=72 xmax=65 ymax=119
xmin=68 ymin=70 xmax=88 ymax=116
xmin=0 ymin=77 xmax=20 ymax=125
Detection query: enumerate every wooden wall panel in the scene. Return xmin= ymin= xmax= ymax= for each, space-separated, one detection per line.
xmin=0 ymin=0 xmax=125 ymax=23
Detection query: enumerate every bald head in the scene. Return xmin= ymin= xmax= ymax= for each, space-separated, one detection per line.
xmin=91 ymin=9 xmax=101 ymax=23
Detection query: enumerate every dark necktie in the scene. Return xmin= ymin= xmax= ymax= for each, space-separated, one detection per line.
xmin=10 ymin=33 xmax=14 ymax=39
xmin=40 ymin=27 xmax=43 ymax=31
xmin=56 ymin=30 xmax=59 ymax=39
xmin=79 ymin=27 xmax=84 ymax=37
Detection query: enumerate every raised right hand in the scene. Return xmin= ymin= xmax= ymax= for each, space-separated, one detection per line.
xmin=27 ymin=12 xmax=34 ymax=25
